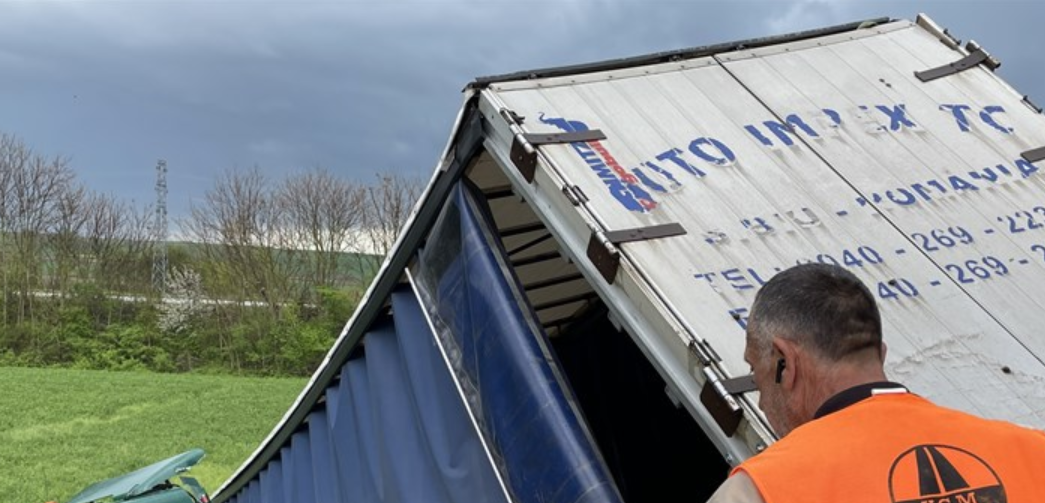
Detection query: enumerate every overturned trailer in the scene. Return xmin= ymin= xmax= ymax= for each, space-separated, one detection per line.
xmin=212 ymin=14 xmax=1045 ymax=503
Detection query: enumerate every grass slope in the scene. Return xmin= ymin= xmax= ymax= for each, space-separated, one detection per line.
xmin=0 ymin=366 xmax=305 ymax=503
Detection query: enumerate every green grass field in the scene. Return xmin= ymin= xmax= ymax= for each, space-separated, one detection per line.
xmin=0 ymin=366 xmax=306 ymax=503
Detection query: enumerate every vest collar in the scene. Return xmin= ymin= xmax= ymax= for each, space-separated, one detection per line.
xmin=814 ymin=381 xmax=907 ymax=419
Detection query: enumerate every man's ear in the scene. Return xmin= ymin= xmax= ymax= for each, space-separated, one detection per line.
xmin=880 ymin=341 xmax=888 ymax=363
xmin=771 ymin=336 xmax=800 ymax=389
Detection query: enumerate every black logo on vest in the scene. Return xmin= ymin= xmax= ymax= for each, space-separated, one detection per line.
xmin=889 ymin=445 xmax=1005 ymax=503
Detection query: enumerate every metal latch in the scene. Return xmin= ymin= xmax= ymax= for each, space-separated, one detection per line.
xmin=586 ymin=222 xmax=686 ymax=283
xmin=561 ymin=184 xmax=589 ymax=206
xmin=915 ymin=13 xmax=961 ymax=51
xmin=1022 ymin=147 xmax=1045 ymax=164
xmin=1020 ymin=95 xmax=1044 ymax=114
xmin=915 ymin=41 xmax=1000 ymax=82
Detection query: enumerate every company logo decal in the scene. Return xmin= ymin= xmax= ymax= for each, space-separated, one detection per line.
xmin=888 ymin=445 xmax=1005 ymax=503
xmin=539 ymin=114 xmax=658 ymax=213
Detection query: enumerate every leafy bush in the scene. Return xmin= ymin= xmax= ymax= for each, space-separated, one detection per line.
xmin=0 ymin=281 xmax=362 ymax=376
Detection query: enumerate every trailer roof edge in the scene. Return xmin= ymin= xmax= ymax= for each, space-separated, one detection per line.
xmin=468 ymin=17 xmax=893 ymax=90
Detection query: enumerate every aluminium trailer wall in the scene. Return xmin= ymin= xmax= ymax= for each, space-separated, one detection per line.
xmin=476 ymin=15 xmax=1045 ymax=458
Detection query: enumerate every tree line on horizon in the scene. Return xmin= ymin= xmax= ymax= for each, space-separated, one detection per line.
xmin=0 ymin=131 xmax=423 ymax=375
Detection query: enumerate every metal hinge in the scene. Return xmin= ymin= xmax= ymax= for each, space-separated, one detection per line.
xmin=915 ymin=41 xmax=1000 ymax=82
xmin=561 ymin=184 xmax=589 ymax=206
xmin=500 ymin=109 xmax=607 ymax=182
xmin=699 ymin=373 xmax=758 ymax=437
xmin=1023 ymin=95 xmax=1044 ymax=114
xmin=915 ymin=13 xmax=961 ymax=51
xmin=586 ymin=222 xmax=686 ymax=283
xmin=1022 ymin=147 xmax=1045 ymax=163
xmin=688 ymin=340 xmax=758 ymax=437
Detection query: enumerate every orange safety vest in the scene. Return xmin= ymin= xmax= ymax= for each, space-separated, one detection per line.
xmin=733 ymin=392 xmax=1045 ymax=503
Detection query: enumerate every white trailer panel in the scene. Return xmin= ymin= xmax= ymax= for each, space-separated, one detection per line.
xmin=483 ymin=18 xmax=1045 ymax=438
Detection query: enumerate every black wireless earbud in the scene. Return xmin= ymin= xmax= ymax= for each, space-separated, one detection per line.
xmin=775 ymin=358 xmax=786 ymax=384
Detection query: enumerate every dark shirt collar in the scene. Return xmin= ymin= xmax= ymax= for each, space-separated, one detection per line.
xmin=813 ymin=381 xmax=908 ymax=419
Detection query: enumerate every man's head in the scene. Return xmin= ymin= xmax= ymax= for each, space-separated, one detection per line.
xmin=744 ymin=263 xmax=886 ymax=437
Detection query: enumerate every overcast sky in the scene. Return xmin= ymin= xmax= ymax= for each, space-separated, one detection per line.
xmin=2 ymin=0 xmax=1042 ymax=224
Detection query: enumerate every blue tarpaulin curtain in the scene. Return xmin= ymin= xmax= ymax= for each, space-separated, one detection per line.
xmin=413 ymin=182 xmax=623 ymax=503
xmin=226 ymin=180 xmax=620 ymax=503
xmin=226 ymin=285 xmax=508 ymax=503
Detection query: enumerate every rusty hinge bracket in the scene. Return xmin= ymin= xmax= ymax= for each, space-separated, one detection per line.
xmin=689 ymin=339 xmax=757 ymax=437
xmin=510 ymin=130 xmax=607 ymax=182
xmin=501 ymin=108 xmax=607 ymax=182
xmin=915 ymin=42 xmax=1000 ymax=82
xmin=700 ymin=373 xmax=757 ymax=437
xmin=1022 ymin=147 xmax=1045 ymax=163
xmin=586 ymin=222 xmax=686 ymax=283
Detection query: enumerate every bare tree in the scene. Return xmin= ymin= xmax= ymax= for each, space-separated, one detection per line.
xmin=0 ymin=134 xmax=18 ymax=326
xmin=0 ymin=133 xmax=75 ymax=323
xmin=277 ymin=168 xmax=366 ymax=289
xmin=183 ymin=167 xmax=301 ymax=316
xmin=48 ymin=183 xmax=89 ymax=297
xmin=81 ymin=193 xmax=154 ymax=296
xmin=362 ymin=173 xmax=423 ymax=258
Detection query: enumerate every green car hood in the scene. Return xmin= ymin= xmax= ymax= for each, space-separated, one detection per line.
xmin=66 ymin=449 xmax=205 ymax=503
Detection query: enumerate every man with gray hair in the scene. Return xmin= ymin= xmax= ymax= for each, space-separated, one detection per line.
xmin=708 ymin=263 xmax=1045 ymax=503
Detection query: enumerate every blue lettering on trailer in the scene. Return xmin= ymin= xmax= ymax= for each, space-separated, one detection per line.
xmin=540 ymin=114 xmax=657 ymax=212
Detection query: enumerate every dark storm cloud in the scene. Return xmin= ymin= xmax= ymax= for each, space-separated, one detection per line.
xmin=0 ymin=1 xmax=1041 ymax=221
